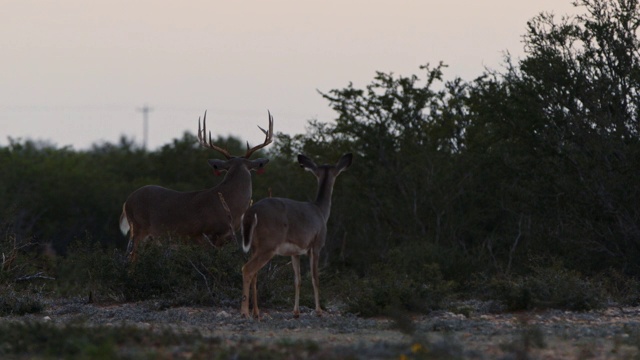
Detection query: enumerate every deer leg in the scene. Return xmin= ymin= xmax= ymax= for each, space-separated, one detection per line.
xmin=291 ymin=255 xmax=301 ymax=318
xmin=130 ymin=236 xmax=141 ymax=263
xmin=127 ymin=227 xmax=140 ymax=263
xmin=126 ymin=239 xmax=134 ymax=258
xmin=309 ymin=249 xmax=322 ymax=317
xmin=126 ymin=224 xmax=137 ymax=262
xmin=126 ymin=221 xmax=151 ymax=263
xmin=251 ymin=273 xmax=259 ymax=318
xmin=241 ymin=251 xmax=273 ymax=319
xmin=127 ymin=241 xmax=137 ymax=263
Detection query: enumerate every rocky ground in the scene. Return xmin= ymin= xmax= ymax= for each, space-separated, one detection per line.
xmin=3 ymin=298 xmax=640 ymax=359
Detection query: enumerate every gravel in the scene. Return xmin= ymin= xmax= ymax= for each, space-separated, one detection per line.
xmin=4 ymin=298 xmax=640 ymax=359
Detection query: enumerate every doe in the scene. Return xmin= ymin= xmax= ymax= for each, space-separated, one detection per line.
xmin=240 ymin=153 xmax=353 ymax=318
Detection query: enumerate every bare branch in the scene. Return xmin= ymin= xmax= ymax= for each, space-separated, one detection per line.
xmin=15 ymin=272 xmax=55 ymax=282
xmin=188 ymin=259 xmax=214 ymax=300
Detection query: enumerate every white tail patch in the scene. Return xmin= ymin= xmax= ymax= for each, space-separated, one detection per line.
xmin=242 ymin=213 xmax=258 ymax=253
xmin=119 ymin=204 xmax=130 ymax=235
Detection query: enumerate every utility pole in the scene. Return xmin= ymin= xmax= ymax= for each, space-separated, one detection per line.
xmin=137 ymin=104 xmax=153 ymax=150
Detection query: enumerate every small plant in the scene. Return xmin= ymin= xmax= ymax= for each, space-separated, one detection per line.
xmin=0 ymin=289 xmax=44 ymax=316
xmin=499 ymin=316 xmax=546 ymax=359
xmin=0 ymin=320 xmax=205 ymax=358
xmin=0 ymin=321 xmax=339 ymax=359
xmin=0 ymin=229 xmax=40 ymax=284
xmin=595 ymin=268 xmax=640 ymax=306
xmin=56 ymin=235 xmax=246 ymax=306
xmin=489 ymin=263 xmax=606 ymax=311
xmin=341 ymin=261 xmax=455 ymax=317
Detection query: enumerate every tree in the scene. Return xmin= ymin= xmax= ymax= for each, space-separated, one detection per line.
xmin=466 ymin=0 xmax=640 ymax=274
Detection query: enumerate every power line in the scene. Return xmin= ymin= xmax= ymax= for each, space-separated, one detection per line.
xmin=137 ymin=104 xmax=153 ymax=149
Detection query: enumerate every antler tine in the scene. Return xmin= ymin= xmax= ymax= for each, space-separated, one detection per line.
xmin=197 ymin=112 xmax=204 ymax=141
xmin=256 ymin=111 xmax=272 ymax=136
xmin=243 ymin=110 xmax=274 ymax=158
xmin=196 ymin=111 xmax=232 ymax=159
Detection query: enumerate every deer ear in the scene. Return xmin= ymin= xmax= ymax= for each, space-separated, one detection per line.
xmin=297 ymin=154 xmax=317 ymax=171
xmin=336 ymin=153 xmax=353 ymax=172
xmin=248 ymin=158 xmax=269 ymax=171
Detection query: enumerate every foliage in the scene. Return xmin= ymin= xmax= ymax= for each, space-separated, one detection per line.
xmin=340 ymin=261 xmax=454 ymax=317
xmin=488 ymin=262 xmax=607 ymax=311
xmin=463 ymin=0 xmax=640 ymax=276
xmin=0 ymin=320 xmax=338 ymax=360
xmin=0 ymin=289 xmax=44 ymax=316
xmin=0 ymin=0 xmax=639 ymax=316
xmin=54 ymin=235 xmax=245 ymax=306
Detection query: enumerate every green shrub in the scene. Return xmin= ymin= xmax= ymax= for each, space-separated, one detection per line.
xmin=0 ymin=320 xmax=329 ymax=359
xmin=0 ymin=230 xmax=43 ymax=285
xmin=126 ymin=238 xmax=244 ymax=305
xmin=0 ymin=321 xmax=207 ymax=359
xmin=489 ymin=264 xmax=606 ymax=311
xmin=341 ymin=261 xmax=455 ymax=317
xmin=0 ymin=289 xmax=44 ymax=316
xmin=56 ymin=236 xmax=245 ymax=306
xmin=594 ymin=268 xmax=640 ymax=306
xmin=500 ymin=318 xmax=546 ymax=358
xmin=329 ymin=237 xmax=459 ymax=317
xmin=54 ymin=238 xmax=127 ymax=300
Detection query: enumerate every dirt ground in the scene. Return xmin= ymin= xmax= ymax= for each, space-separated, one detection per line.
xmin=4 ymin=298 xmax=640 ymax=359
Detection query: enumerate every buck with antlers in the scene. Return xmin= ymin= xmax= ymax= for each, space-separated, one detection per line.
xmin=119 ymin=111 xmax=274 ymax=262
xmin=240 ymin=153 xmax=353 ymax=319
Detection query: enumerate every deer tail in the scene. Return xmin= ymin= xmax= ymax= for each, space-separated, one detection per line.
xmin=119 ymin=203 xmax=130 ymax=236
xmin=241 ymin=212 xmax=258 ymax=253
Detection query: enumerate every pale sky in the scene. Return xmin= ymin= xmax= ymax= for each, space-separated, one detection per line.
xmin=1 ymin=1 xmax=578 ymax=150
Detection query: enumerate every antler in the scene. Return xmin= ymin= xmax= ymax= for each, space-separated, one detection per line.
xmin=244 ymin=111 xmax=274 ymax=159
xmin=197 ymin=111 xmax=233 ymax=159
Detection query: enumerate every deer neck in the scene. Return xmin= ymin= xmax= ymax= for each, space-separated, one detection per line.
xmin=215 ymin=166 xmax=252 ymax=208
xmin=314 ymin=170 xmax=337 ymax=222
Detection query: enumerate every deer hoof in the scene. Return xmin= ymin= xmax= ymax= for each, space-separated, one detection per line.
xmin=240 ymin=310 xmax=251 ymax=319
xmin=252 ymin=310 xmax=262 ymax=320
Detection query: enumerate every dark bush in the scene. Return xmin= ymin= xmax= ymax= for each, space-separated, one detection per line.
xmin=341 ymin=259 xmax=455 ymax=317
xmin=0 ymin=289 xmax=44 ymax=316
xmin=489 ymin=264 xmax=606 ymax=311
xmin=55 ymin=235 xmax=245 ymax=306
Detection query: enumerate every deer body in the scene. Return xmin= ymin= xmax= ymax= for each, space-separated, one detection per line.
xmin=243 ymin=199 xmax=325 ymax=255
xmin=120 ymin=112 xmax=273 ymax=261
xmin=120 ymin=158 xmax=262 ymax=248
xmin=240 ymin=153 xmax=352 ymax=319
xmin=121 ymin=186 xmax=236 ymax=240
